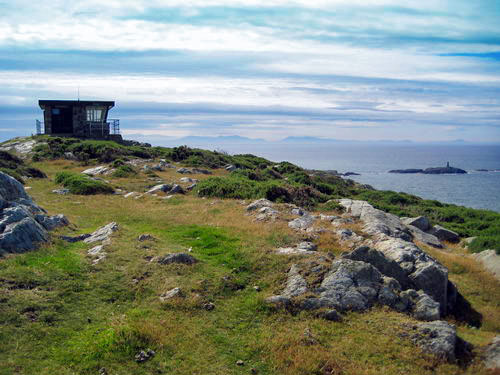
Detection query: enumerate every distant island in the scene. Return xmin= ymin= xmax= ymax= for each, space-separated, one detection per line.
xmin=389 ymin=162 xmax=467 ymax=175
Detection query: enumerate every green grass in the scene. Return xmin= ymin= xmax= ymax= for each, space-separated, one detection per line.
xmin=55 ymin=171 xmax=114 ymax=195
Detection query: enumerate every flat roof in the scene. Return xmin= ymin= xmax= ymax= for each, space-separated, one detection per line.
xmin=39 ymin=100 xmax=115 ymax=109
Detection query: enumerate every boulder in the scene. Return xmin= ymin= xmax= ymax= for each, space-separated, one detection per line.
xmin=410 ymin=321 xmax=471 ymax=362
xmin=179 ymin=177 xmax=197 ymax=183
xmin=159 ymin=287 xmax=183 ymax=301
xmin=405 ymin=225 xmax=443 ymax=248
xmin=0 ymin=217 xmax=49 ymax=254
xmin=83 ymin=222 xmax=118 ymax=244
xmin=402 ymin=216 xmax=431 ymax=232
xmin=246 ymin=199 xmax=273 ymax=211
xmin=338 ymin=199 xmax=411 ymax=241
xmin=429 ymin=225 xmax=460 ymax=243
xmin=0 ymin=171 xmax=30 ymax=202
xmin=412 ymin=291 xmax=441 ymax=321
xmin=157 ymin=252 xmax=198 ymax=265
xmin=225 ymin=164 xmax=236 ymax=171
xmin=282 ymin=264 xmax=308 ymax=297
xmin=81 ymin=166 xmax=109 ymax=176
xmin=169 ymin=184 xmax=185 ymax=194
xmin=288 ymin=215 xmax=315 ymax=230
xmin=52 ymin=188 xmax=70 ymax=195
xmin=472 ymin=250 xmax=500 ymax=281
xmin=483 ymin=336 xmax=500 ymax=370
xmin=177 ymin=168 xmax=192 ymax=174
xmin=192 ymin=168 xmax=212 ymax=175
xmin=35 ymin=214 xmax=69 ymax=231
xmin=60 ymin=233 xmax=91 ymax=243
xmin=146 ymin=184 xmax=172 ymax=194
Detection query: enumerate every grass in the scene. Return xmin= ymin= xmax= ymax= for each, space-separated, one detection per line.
xmin=0 ymin=157 xmax=498 ymax=375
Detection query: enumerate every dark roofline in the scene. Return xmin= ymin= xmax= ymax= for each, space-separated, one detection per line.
xmin=39 ymin=100 xmax=115 ymax=109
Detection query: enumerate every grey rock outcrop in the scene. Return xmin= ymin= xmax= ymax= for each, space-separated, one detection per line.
xmin=410 ymin=321 xmax=471 ymax=362
xmin=403 ymin=216 xmax=430 ymax=232
xmin=288 ymin=215 xmax=315 ymax=230
xmin=83 ymin=222 xmax=119 ymax=244
xmin=483 ymin=336 xmax=500 ymax=370
xmin=82 ymin=166 xmax=110 ymax=176
xmin=146 ymin=184 xmax=172 ymax=194
xmin=282 ymin=265 xmax=308 ymax=297
xmin=405 ymin=224 xmax=443 ymax=248
xmin=159 ymin=287 xmax=183 ymax=301
xmin=472 ymin=250 xmax=500 ymax=281
xmin=246 ymin=199 xmax=273 ymax=211
xmin=430 ymin=225 xmax=460 ymax=243
xmin=0 ymin=171 xmax=68 ymax=254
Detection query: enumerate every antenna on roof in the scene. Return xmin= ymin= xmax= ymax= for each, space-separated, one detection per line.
xmin=77 ymin=85 xmax=80 ymax=101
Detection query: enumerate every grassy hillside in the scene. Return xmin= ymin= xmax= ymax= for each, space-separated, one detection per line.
xmin=0 ymin=137 xmax=499 ymax=374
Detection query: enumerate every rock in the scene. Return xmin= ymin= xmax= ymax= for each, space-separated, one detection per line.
xmin=373 ymin=237 xmax=450 ymax=315
xmin=282 ymin=264 xmax=308 ymax=297
xmin=81 ymin=166 xmax=109 ymax=176
xmin=297 ymin=242 xmax=318 ymax=251
xmin=423 ymin=166 xmax=467 ymax=174
xmin=319 ymin=214 xmax=338 ymax=221
xmin=412 ymin=291 xmax=441 ymax=321
xmin=60 ymin=233 xmax=91 ymax=242
xmin=150 ymin=163 xmax=164 ymax=171
xmin=483 ymin=336 xmax=500 ymax=370
xmin=429 ymin=225 xmax=460 ymax=243
xmin=203 ymin=302 xmax=215 ymax=311
xmin=192 ymin=168 xmax=212 ymax=175
xmin=246 ymin=199 xmax=273 ymax=211
xmin=146 ymin=184 xmax=172 ymax=194
xmin=411 ymin=321 xmax=470 ymax=362
xmin=135 ymin=349 xmax=155 ymax=363
xmin=88 ymin=245 xmax=104 ymax=255
xmin=0 ymin=171 xmax=30 ymax=201
xmin=291 ymin=208 xmax=306 ymax=216
xmin=35 ymin=214 xmax=69 ymax=231
xmin=389 ymin=169 xmax=424 ymax=174
xmin=64 ymin=152 xmax=76 ymax=160
xmin=338 ymin=199 xmax=411 ymax=241
xmin=52 ymin=188 xmax=70 ymax=195
xmin=138 ymin=234 xmax=156 ymax=241
xmin=276 ymin=247 xmax=317 ymax=255
xmin=288 ymin=215 xmax=315 ymax=230
xmin=157 ymin=252 xmax=198 ymax=265
xmin=225 ymin=164 xmax=237 ymax=171
xmin=236 ymin=360 xmax=244 ymax=366
xmin=472 ymin=250 xmax=500 ymax=281
xmin=265 ymin=295 xmax=291 ymax=308
xmin=186 ymin=183 xmax=197 ymax=191
xmin=177 ymin=167 xmax=192 ymax=174
xmin=322 ymin=309 xmax=343 ymax=322
xmin=83 ymin=222 xmax=118 ymax=244
xmin=169 ymin=184 xmax=184 ymax=194
xmin=402 ymin=216 xmax=431 ymax=232
xmin=463 ymin=236 xmax=476 ymax=246
xmin=0 ymin=217 xmax=49 ymax=254
xmin=123 ymin=192 xmax=139 ymax=198
xmin=159 ymin=287 xmax=183 ymax=301
xmin=343 ymin=246 xmax=412 ymax=289
xmin=405 ymin=224 xmax=443 ymax=248
xmin=179 ymin=177 xmax=197 ymax=183
xmin=0 ymin=138 xmax=38 ymax=154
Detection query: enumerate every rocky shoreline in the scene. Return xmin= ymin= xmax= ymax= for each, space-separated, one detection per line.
xmin=389 ymin=164 xmax=467 ymax=175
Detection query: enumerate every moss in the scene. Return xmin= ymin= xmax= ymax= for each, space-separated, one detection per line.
xmin=55 ymin=171 xmax=114 ymax=195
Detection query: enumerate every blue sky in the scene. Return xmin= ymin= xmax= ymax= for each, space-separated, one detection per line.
xmin=0 ymin=0 xmax=499 ymax=143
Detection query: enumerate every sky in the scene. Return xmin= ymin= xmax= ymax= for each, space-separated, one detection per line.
xmin=0 ymin=0 xmax=500 ymax=144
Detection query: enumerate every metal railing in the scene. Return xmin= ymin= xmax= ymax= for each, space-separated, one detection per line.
xmin=108 ymin=119 xmax=120 ymax=135
xmin=88 ymin=119 xmax=120 ymax=137
xmin=35 ymin=119 xmax=44 ymax=135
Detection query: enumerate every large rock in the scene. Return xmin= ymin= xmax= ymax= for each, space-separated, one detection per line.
xmin=146 ymin=184 xmax=172 ymax=194
xmin=338 ymin=199 xmax=411 ymax=240
xmin=246 ymin=199 xmax=273 ymax=211
xmin=282 ymin=264 xmax=308 ymax=297
xmin=83 ymin=222 xmax=119 ymax=244
xmin=402 ymin=216 xmax=431 ymax=232
xmin=157 ymin=252 xmax=198 ymax=265
xmin=288 ymin=215 xmax=315 ymax=230
xmin=472 ymin=250 xmax=500 ymax=281
xmin=0 ymin=171 xmax=68 ymax=254
xmin=429 ymin=225 xmax=460 ymax=243
xmin=483 ymin=336 xmax=500 ymax=370
xmin=410 ymin=321 xmax=471 ymax=362
xmin=82 ymin=166 xmax=110 ymax=176
xmin=405 ymin=224 xmax=443 ymax=248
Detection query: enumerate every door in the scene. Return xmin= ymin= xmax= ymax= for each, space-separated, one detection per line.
xmin=51 ymin=107 xmax=73 ymax=134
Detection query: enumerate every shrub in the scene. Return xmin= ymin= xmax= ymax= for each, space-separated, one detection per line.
xmin=0 ymin=150 xmax=46 ymax=183
xmin=55 ymin=171 xmax=114 ymax=195
xmin=112 ymin=165 xmax=137 ymax=178
xmin=469 ymin=236 xmax=500 ymax=254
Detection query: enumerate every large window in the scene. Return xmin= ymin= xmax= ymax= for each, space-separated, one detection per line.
xmin=86 ymin=107 xmax=104 ymax=122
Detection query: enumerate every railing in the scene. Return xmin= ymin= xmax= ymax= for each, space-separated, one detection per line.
xmin=35 ymin=119 xmax=44 ymax=135
xmin=108 ymin=119 xmax=120 ymax=135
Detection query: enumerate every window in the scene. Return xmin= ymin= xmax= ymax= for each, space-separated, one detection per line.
xmin=86 ymin=107 xmax=104 ymax=122
xmin=52 ymin=108 xmax=60 ymax=115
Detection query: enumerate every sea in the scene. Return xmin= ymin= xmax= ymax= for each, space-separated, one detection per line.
xmin=192 ymin=143 xmax=500 ymax=213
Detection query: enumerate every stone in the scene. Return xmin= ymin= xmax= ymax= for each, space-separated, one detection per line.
xmin=157 ymin=252 xmax=198 ymax=265
xmin=169 ymin=184 xmax=184 ymax=194
xmin=0 ymin=217 xmax=49 ymax=254
xmin=338 ymin=199 xmax=411 ymax=241
xmin=412 ymin=291 xmax=441 ymax=321
xmin=60 ymin=233 xmax=90 ymax=242
xmin=123 ymin=192 xmax=139 ymax=198
xmin=236 ymin=360 xmax=244 ymax=366
xmin=186 ymin=183 xmax=197 ymax=191
xmin=282 ymin=264 xmax=308 ymax=297
xmin=0 ymin=171 xmax=30 ymax=202
xmin=246 ymin=199 xmax=273 ymax=211
xmin=405 ymin=225 xmax=443 ymax=248
xmin=88 ymin=245 xmax=104 ymax=255
xmin=225 ymin=164 xmax=236 ymax=171
xmin=192 ymin=168 xmax=212 ymax=175
xmin=288 ymin=215 xmax=315 ymax=230
xmin=429 ymin=225 xmax=460 ymax=243
xmin=146 ymin=184 xmax=171 ymax=194
xmin=411 ymin=321 xmax=466 ymax=362
xmin=52 ymin=188 xmax=70 ymax=195
xmin=483 ymin=336 xmax=500 ymax=370
xmin=203 ymin=302 xmax=215 ymax=310
xmin=265 ymin=295 xmax=291 ymax=308
xmin=135 ymin=349 xmax=155 ymax=363
xmin=83 ymin=222 xmax=119 ymax=244
xmin=138 ymin=234 xmax=156 ymax=241
xmin=35 ymin=214 xmax=69 ymax=231
xmin=177 ymin=167 xmax=192 ymax=174
xmin=472 ymin=250 xmax=500 ymax=281
xmin=402 ymin=216 xmax=431 ymax=232
xmin=159 ymin=287 xmax=183 ymax=301
xmin=81 ymin=166 xmax=109 ymax=176
xmin=291 ymin=208 xmax=306 ymax=216
xmin=320 ymin=214 xmax=338 ymax=221
xmin=179 ymin=177 xmax=197 ymax=183
xmin=276 ymin=247 xmax=317 ymax=255
xmin=322 ymin=309 xmax=343 ymax=322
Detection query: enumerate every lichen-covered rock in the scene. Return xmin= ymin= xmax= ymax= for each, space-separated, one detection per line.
xmin=83 ymin=222 xmax=119 ymax=244
xmin=430 ymin=225 xmax=460 ymax=243
xmin=160 ymin=287 xmax=183 ymax=301
xmin=0 ymin=171 xmax=68 ymax=254
xmin=282 ymin=264 xmax=308 ymax=297
xmin=405 ymin=224 xmax=443 ymax=248
xmin=288 ymin=215 xmax=315 ymax=230
xmin=402 ymin=216 xmax=431 ymax=232
xmin=483 ymin=336 xmax=500 ymax=370
xmin=146 ymin=184 xmax=172 ymax=194
xmin=81 ymin=166 xmax=110 ymax=176
xmin=246 ymin=199 xmax=273 ymax=211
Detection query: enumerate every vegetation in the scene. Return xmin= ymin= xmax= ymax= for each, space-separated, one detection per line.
xmin=0 ymin=157 xmax=498 ymax=375
xmin=0 ymin=150 xmax=46 ymax=184
xmin=55 ymin=171 xmax=114 ymax=195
